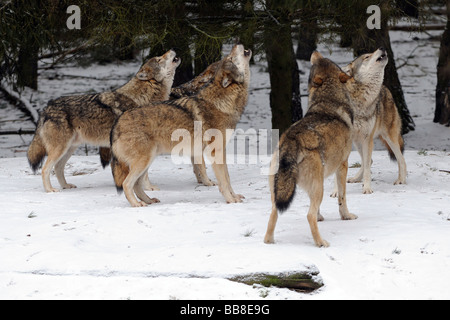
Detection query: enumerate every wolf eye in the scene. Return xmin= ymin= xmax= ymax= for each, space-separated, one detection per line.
xmin=364 ymin=56 xmax=370 ymax=60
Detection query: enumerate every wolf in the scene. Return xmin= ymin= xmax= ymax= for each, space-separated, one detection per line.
xmin=98 ymin=58 xmax=222 ymax=188
xmin=27 ymin=50 xmax=181 ymax=192
xmin=110 ymin=44 xmax=252 ymax=207
xmin=337 ymin=51 xmax=407 ymax=194
xmin=264 ymin=51 xmax=358 ymax=247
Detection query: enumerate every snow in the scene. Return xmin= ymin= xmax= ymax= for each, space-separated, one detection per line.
xmin=0 ymin=29 xmax=449 ymax=300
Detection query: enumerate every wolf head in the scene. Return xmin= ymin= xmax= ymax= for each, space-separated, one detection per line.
xmin=308 ymin=51 xmax=354 ymax=107
xmin=309 ymin=51 xmax=352 ymax=89
xmin=342 ymin=48 xmax=388 ymax=84
xmin=216 ymin=44 xmax=252 ymax=88
xmin=136 ymin=49 xmax=181 ymax=84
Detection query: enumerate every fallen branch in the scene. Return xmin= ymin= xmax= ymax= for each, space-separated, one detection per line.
xmin=0 ymin=129 xmax=35 ymax=135
xmin=39 ymin=42 xmax=90 ymax=70
xmin=0 ymin=81 xmax=39 ymax=125
xmin=389 ymin=24 xmax=446 ymax=32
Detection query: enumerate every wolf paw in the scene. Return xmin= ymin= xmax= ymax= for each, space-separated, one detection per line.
xmin=148 ymin=198 xmax=160 ymax=204
xmin=132 ymin=201 xmax=148 ymax=208
xmin=347 ymin=177 xmax=362 ymax=183
xmin=315 ymin=239 xmax=330 ymax=248
xmin=342 ymin=213 xmax=358 ymax=220
xmin=63 ymin=184 xmax=77 ymax=189
xmin=362 ymin=187 xmax=373 ymax=194
xmin=202 ymin=179 xmax=217 ymax=187
xmin=317 ymin=212 xmax=325 ymax=221
xmin=226 ymin=194 xmax=245 ymax=203
xmin=394 ymin=179 xmax=406 ymax=185
xmin=264 ymin=235 xmax=275 ymax=244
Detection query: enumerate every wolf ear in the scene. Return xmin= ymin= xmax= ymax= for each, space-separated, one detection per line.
xmin=221 ymin=60 xmax=244 ymax=87
xmin=312 ymin=75 xmax=324 ymax=87
xmin=137 ymin=61 xmax=164 ymax=82
xmin=310 ymin=51 xmax=323 ymax=65
xmin=136 ymin=70 xmax=151 ymax=81
xmin=339 ymin=72 xmax=352 ymax=83
xmin=341 ymin=64 xmax=353 ymax=77
xmin=137 ymin=69 xmax=164 ymax=82
xmin=222 ymin=75 xmax=232 ymax=88
xmin=224 ymin=60 xmax=244 ymax=83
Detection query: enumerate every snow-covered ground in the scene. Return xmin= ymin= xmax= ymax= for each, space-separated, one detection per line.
xmin=0 ymin=149 xmax=449 ymax=300
xmin=0 ymin=26 xmax=449 ymax=300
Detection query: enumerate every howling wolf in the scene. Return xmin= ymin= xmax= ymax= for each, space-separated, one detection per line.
xmin=28 ymin=50 xmax=180 ymax=192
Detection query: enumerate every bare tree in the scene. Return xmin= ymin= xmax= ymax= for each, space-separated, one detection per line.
xmin=434 ymin=0 xmax=450 ymax=126
xmin=264 ymin=0 xmax=302 ymax=134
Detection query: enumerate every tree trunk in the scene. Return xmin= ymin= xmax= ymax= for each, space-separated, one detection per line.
xmin=291 ymin=54 xmax=303 ymax=123
xmin=17 ymin=38 xmax=39 ymax=90
xmin=296 ymin=6 xmax=318 ymax=61
xmin=352 ymin=1 xmax=415 ymax=134
xmin=146 ymin=2 xmax=194 ymax=87
xmin=238 ymin=0 xmax=256 ymax=64
xmin=434 ymin=0 xmax=450 ymax=126
xmin=148 ymin=37 xmax=194 ymax=87
xmin=264 ymin=2 xmax=302 ymax=134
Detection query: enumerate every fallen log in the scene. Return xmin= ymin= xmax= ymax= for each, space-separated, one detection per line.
xmin=229 ymin=270 xmax=324 ymax=293
xmin=389 ymin=24 xmax=446 ymax=32
xmin=0 ymin=81 xmax=39 ymax=125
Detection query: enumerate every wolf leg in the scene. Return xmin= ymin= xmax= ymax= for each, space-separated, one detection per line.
xmin=264 ymin=203 xmax=278 ymax=244
xmin=382 ymin=134 xmax=407 ymax=185
xmin=264 ymin=178 xmax=278 ymax=244
xmin=42 ymin=145 xmax=72 ymax=193
xmin=361 ymin=135 xmax=375 ymax=194
xmin=135 ymin=174 xmax=160 ymax=205
xmin=54 ymin=145 xmax=78 ymax=189
xmin=330 ymin=176 xmax=339 ymax=198
xmin=142 ymin=174 xmax=160 ymax=191
xmin=192 ymin=157 xmax=216 ymax=186
xmin=347 ymin=142 xmax=364 ymax=183
xmin=306 ymin=182 xmax=329 ymax=247
xmin=210 ymin=162 xmax=244 ymax=203
xmin=336 ymin=161 xmax=358 ymax=220
xmin=123 ymin=156 xmax=153 ymax=207
xmin=206 ymin=145 xmax=243 ymax=203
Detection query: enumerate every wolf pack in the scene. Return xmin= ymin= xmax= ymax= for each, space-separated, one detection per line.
xmin=27 ymin=44 xmax=407 ymax=247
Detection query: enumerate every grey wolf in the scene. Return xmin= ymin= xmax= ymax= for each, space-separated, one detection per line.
xmin=264 ymin=51 xmax=358 ymax=247
xmin=100 ymin=58 xmax=222 ymax=190
xmin=27 ymin=50 xmax=180 ymax=192
xmin=110 ymin=44 xmax=252 ymax=207
xmin=337 ymin=50 xmax=407 ymax=194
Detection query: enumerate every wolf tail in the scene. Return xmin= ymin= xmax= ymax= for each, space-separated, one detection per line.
xmin=99 ymin=147 xmax=112 ymax=169
xmin=274 ymin=138 xmax=300 ymax=213
xmin=27 ymin=120 xmax=47 ymax=173
xmin=111 ymin=155 xmax=129 ymax=194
